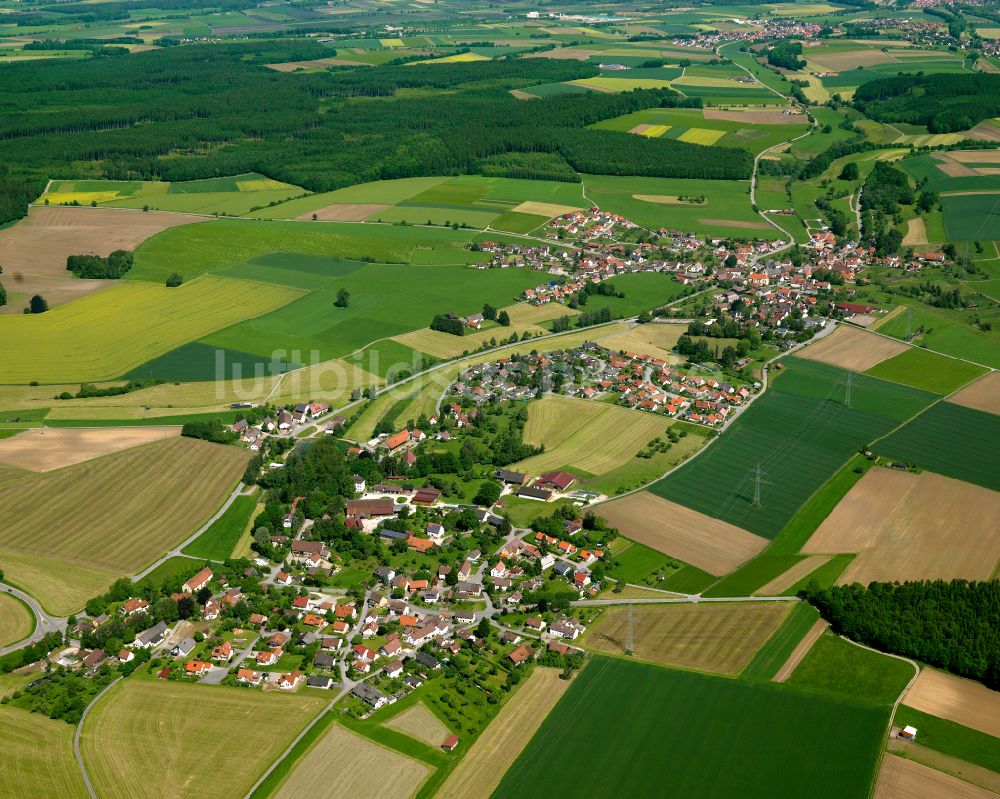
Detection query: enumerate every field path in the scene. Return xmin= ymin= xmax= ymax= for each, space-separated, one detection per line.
xmin=130 ymin=481 xmax=248 ymax=581
xmin=771 ymin=619 xmax=828 ymax=682
xmin=75 ymin=676 xmax=123 ymax=799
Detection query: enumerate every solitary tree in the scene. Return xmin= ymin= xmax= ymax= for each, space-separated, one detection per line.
xmin=29 ymin=294 xmax=48 ymax=314
xmin=498 ymin=309 xmax=510 ymax=326
xmin=334 ymin=288 xmax=350 ymax=308
xmin=0 ymin=281 xmax=6 ymax=307
xmin=165 ymin=272 xmax=183 ymax=288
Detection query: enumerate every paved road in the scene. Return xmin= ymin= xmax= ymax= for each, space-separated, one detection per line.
xmin=572 ymin=595 xmax=801 ymax=607
xmin=131 ymin=481 xmax=247 ymax=582
xmin=0 ymin=582 xmax=69 ymax=657
xmin=74 ymin=675 xmax=123 ymax=799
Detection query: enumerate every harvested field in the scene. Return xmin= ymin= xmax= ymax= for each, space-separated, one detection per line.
xmin=0 ymin=426 xmax=180 ymax=472
xmin=598 ymin=323 xmax=686 ymax=361
xmin=0 ymin=206 xmax=206 ymax=311
xmin=580 ymin=602 xmax=791 ymax=674
xmin=873 ymin=755 xmax=997 ymax=799
xmin=797 ymin=325 xmax=907 ymax=371
xmin=273 ymin=721 xmax=430 ymax=799
xmin=82 ymin=680 xmax=326 ymax=799
xmin=0 ymin=705 xmax=88 ymax=798
xmin=698 ymin=217 xmax=771 ymax=230
xmin=802 ymin=469 xmax=1000 ymax=585
xmin=903 ymin=217 xmax=928 ymax=245
xmin=0 ymin=437 xmax=248 ymax=614
xmin=392 ymin=324 xmax=545 ymax=360
xmin=771 ymin=619 xmax=828 ymax=683
xmin=939 ymin=150 xmax=1000 ymax=164
xmin=811 ymin=49 xmax=895 ymax=71
xmin=595 ymin=492 xmax=769 ymax=575
xmin=502 ymin=302 xmax=577 ymax=326
xmin=384 ymin=702 xmax=451 ymax=748
xmin=754 ymin=556 xmax=833 ymax=596
xmin=703 ymin=108 xmax=806 ymax=124
xmin=886 ymin=739 xmax=1000 ymax=794
xmin=0 ymin=592 xmax=33 ymax=647
xmin=295 ymin=203 xmax=389 ymax=221
xmin=523 ymin=46 xmax=597 ymax=60
xmin=948 ymin=371 xmax=1000 ymax=415
xmin=939 ymin=163 xmax=978 ymax=177
xmin=436 ymin=667 xmax=568 ymax=799
xmin=267 ymin=57 xmax=361 ymax=71
xmin=510 ymin=89 xmax=539 ymax=100
xmin=904 ymin=668 xmax=1000 ymax=739
xmin=511 ymin=200 xmax=583 ymax=217
xmin=632 ymin=194 xmax=705 ymax=205
xmin=515 ymin=395 xmax=671 ymax=478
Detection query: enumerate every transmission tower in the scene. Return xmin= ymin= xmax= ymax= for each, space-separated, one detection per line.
xmin=752 ymin=461 xmax=769 ymax=507
xmin=625 ymin=602 xmax=634 ymax=656
xmin=845 ymin=373 xmax=854 ymax=409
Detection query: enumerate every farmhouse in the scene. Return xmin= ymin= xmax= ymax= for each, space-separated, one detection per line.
xmin=518 ymin=485 xmax=553 ymax=502
xmin=347 ymin=499 xmax=397 ymax=518
xmin=119 ymin=598 xmax=149 ymax=616
xmin=536 ymin=471 xmax=577 ymax=491
xmin=183 ymin=567 xmax=213 ymax=594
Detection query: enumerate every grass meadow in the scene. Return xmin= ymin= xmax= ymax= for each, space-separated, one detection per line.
xmin=181 ymin=493 xmax=258 ymax=560
xmin=864 ymin=348 xmax=987 ymax=395
xmin=742 ymin=601 xmax=821 ymax=679
xmin=492 ymin=656 xmax=887 ymax=799
xmin=650 ymin=358 xmax=936 ymax=538
xmin=875 ymin=401 xmax=1000 ymax=492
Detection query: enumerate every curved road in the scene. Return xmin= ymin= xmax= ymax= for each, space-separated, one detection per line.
xmin=0 ymin=582 xmax=68 ymax=657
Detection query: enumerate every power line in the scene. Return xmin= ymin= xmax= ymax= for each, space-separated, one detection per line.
xmin=625 ymin=602 xmax=634 ymax=656
xmin=845 ymin=372 xmax=853 ymax=409
xmin=752 ymin=461 xmax=770 ymax=507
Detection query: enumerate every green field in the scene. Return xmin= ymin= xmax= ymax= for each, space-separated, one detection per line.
xmin=864 ymin=347 xmax=986 ymax=395
xmin=786 ymin=632 xmax=914 ymax=706
xmin=874 ymin=302 xmax=1000 ymax=369
xmin=941 ymin=193 xmax=1000 ymax=241
xmin=582 ymin=173 xmax=776 ymax=238
xmin=42 ymin=173 xmax=306 ymax=216
xmin=893 ymin=705 xmax=1000 ymax=775
xmin=650 ymin=358 xmax=936 ymax=538
xmin=181 ymin=493 xmax=257 ymax=560
xmin=875 ymin=401 xmax=1000 ymax=492
xmin=492 ymin=656 xmax=887 ymax=799
xmin=0 ymin=277 xmax=302 ymax=385
xmin=605 ymin=541 xmax=677 ymax=584
xmin=742 ymin=601 xmax=821 ymax=680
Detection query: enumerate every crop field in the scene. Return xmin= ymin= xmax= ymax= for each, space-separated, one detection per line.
xmin=786 ymin=632 xmax=914 ymax=707
xmin=948 ymin=371 xmax=1000 ymax=415
xmin=82 ymin=680 xmax=326 ymax=799
xmin=0 ymin=592 xmax=33 ymax=647
xmin=582 ymin=174 xmax=773 ymax=238
xmin=0 ymin=437 xmax=247 ymax=614
xmin=874 ymin=755 xmax=995 ymax=799
xmin=182 ymin=493 xmax=258 ymax=561
xmin=0 ymin=426 xmax=180 ymax=472
xmin=605 ymin=540 xmax=677 ymax=584
xmin=0 ymin=206 xmax=208 ymax=312
xmin=753 ymin=555 xmax=833 ymax=595
xmin=650 ymin=357 xmax=937 ymax=538
xmin=130 ymin=219 xmax=489 ymax=283
xmin=804 ymin=467 xmax=1000 ymax=584
xmin=249 ymin=177 xmax=452 ymax=219
xmin=875 ymin=401 xmax=1000 ymax=492
xmin=515 ymin=396 xmax=676 ymax=478
xmin=941 ymin=193 xmax=1000 ymax=240
xmin=437 ymin=667 xmax=567 ymax=799
xmin=271 ymin=720 xmax=431 ymax=799
xmin=385 ymin=702 xmax=451 ymax=748
xmin=190 ymin=260 xmax=541 ymax=365
xmin=593 ymin=107 xmax=807 ymax=155
xmin=0 ymin=276 xmax=302 ymax=384
xmin=796 ymin=324 xmax=907 ymax=372
xmin=904 ymin=668 xmax=1000 ymax=739
xmin=892 ymin=704 xmax=1000 ymax=780
xmin=392 ymin=318 xmax=549 ymax=360
xmin=595 ymin=492 xmax=768 ymax=575
xmin=0 ymin=705 xmax=88 ymax=799
xmin=864 ymin=347 xmax=987 ymax=394
xmin=580 ymin=602 xmax=792 ymax=674
xmin=872 ymin=302 xmax=1000 ymax=369
xmin=493 ymin=656 xmax=887 ymax=799
xmin=43 ymin=173 xmax=305 ymax=216
xmin=741 ymin=602 xmax=821 ymax=680
xmin=597 ymin=322 xmax=686 ymax=361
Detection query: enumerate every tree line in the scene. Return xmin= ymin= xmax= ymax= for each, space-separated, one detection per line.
xmin=805 ymin=579 xmax=1000 ymax=689
xmin=854 ymin=73 xmax=1000 ymax=133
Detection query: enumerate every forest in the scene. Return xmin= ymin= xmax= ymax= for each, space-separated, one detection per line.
xmin=0 ymin=41 xmax=752 ymax=225
xmin=853 ymin=73 xmax=1000 ymax=133
xmin=806 ymin=580 xmax=1000 ymax=689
